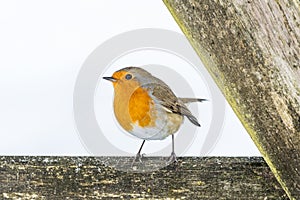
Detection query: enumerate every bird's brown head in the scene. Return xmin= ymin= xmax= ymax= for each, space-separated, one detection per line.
xmin=103 ymin=67 xmax=153 ymax=89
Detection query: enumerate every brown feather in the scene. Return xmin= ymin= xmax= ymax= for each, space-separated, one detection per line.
xmin=146 ymin=81 xmax=201 ymax=127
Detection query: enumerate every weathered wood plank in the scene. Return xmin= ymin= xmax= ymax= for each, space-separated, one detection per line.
xmin=163 ymin=0 xmax=300 ymax=199
xmin=0 ymin=157 xmax=287 ymax=199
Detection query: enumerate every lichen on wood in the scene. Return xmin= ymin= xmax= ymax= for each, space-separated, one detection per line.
xmin=163 ymin=0 xmax=300 ymax=199
xmin=0 ymin=157 xmax=288 ymax=199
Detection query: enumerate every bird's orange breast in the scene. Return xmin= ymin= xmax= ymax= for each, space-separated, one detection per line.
xmin=113 ymin=80 xmax=156 ymax=131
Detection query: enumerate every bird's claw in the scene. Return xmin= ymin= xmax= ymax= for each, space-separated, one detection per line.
xmin=131 ymin=153 xmax=145 ymax=167
xmin=167 ymin=152 xmax=178 ymax=164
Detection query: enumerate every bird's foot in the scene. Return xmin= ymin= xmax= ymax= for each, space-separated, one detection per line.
xmin=167 ymin=152 xmax=178 ymax=164
xmin=131 ymin=153 xmax=145 ymax=167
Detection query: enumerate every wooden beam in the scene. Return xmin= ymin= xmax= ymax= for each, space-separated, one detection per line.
xmin=163 ymin=0 xmax=300 ymax=199
xmin=0 ymin=157 xmax=287 ymax=199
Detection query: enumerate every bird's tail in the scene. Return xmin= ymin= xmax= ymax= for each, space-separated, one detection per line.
xmin=179 ymin=98 xmax=208 ymax=104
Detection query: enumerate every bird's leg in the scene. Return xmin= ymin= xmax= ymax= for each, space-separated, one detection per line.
xmin=168 ymin=134 xmax=178 ymax=163
xmin=131 ymin=140 xmax=145 ymax=167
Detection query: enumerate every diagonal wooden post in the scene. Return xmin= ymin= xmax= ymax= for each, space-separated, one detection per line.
xmin=163 ymin=0 xmax=300 ymax=199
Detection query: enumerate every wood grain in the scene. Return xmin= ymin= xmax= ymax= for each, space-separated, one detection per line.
xmin=163 ymin=0 xmax=300 ymax=199
xmin=0 ymin=157 xmax=287 ymax=199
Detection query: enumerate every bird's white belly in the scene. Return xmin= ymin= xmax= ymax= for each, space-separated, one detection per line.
xmin=129 ymin=108 xmax=183 ymax=140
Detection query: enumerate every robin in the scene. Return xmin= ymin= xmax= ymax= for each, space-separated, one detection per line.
xmin=103 ymin=67 xmax=207 ymax=165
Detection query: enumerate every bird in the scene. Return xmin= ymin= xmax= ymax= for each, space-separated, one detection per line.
xmin=103 ymin=67 xmax=207 ymax=165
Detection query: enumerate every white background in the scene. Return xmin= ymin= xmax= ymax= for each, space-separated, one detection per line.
xmin=0 ymin=0 xmax=260 ymax=156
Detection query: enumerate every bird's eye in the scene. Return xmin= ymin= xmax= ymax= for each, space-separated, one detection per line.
xmin=125 ymin=74 xmax=132 ymax=80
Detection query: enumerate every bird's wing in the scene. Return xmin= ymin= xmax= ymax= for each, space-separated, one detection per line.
xmin=147 ymin=81 xmax=201 ymax=127
xmin=179 ymin=98 xmax=208 ymax=104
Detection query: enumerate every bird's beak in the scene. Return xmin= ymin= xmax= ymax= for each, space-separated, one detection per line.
xmin=103 ymin=76 xmax=117 ymax=82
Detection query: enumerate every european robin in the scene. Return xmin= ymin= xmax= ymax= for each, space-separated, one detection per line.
xmin=103 ymin=67 xmax=207 ymax=164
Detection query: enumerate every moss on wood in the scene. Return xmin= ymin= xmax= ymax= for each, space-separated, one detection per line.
xmin=0 ymin=157 xmax=287 ymax=199
xmin=163 ymin=0 xmax=300 ymax=199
